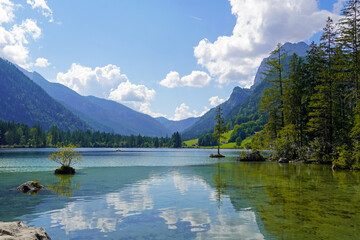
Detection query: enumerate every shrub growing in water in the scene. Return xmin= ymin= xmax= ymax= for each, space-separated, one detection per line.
xmin=49 ymin=144 xmax=82 ymax=174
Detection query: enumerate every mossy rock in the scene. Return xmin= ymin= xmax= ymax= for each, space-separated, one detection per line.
xmin=237 ymin=151 xmax=265 ymax=162
xmin=17 ymin=181 xmax=44 ymax=194
xmin=210 ymin=153 xmax=225 ymax=158
xmin=55 ymin=166 xmax=76 ymax=175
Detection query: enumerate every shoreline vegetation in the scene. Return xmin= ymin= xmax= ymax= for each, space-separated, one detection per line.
xmin=0 ymin=120 xmax=182 ymax=149
xmin=247 ymin=9 xmax=360 ymax=171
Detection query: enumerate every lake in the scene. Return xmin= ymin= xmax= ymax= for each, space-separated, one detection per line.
xmin=0 ymin=148 xmax=359 ymax=239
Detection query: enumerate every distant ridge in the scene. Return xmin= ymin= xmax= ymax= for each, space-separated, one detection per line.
xmin=156 ymin=117 xmax=200 ymax=134
xmin=181 ymin=87 xmax=252 ymax=140
xmin=18 ymin=68 xmax=170 ymax=137
xmin=252 ymin=42 xmax=310 ymax=88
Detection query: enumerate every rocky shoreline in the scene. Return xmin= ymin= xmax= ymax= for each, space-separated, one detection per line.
xmin=0 ymin=221 xmax=50 ymax=240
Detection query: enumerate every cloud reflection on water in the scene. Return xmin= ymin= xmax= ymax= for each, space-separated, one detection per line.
xmin=43 ymin=170 xmax=264 ymax=239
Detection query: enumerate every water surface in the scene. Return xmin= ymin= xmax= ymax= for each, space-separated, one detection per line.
xmin=0 ymin=148 xmax=359 ymax=239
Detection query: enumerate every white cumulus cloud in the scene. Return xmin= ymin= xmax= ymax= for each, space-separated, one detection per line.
xmin=0 ymin=1 xmax=44 ymax=68
xmin=194 ymin=0 xmax=339 ymax=87
xmin=160 ymin=71 xmax=211 ymax=88
xmin=172 ymin=103 xmax=197 ymax=121
xmin=0 ymin=18 xmax=41 ymax=68
xmin=171 ymin=103 xmax=208 ymax=121
xmin=0 ymin=0 xmax=15 ymax=25
xmin=27 ymin=0 xmax=53 ymax=22
xmin=109 ymin=80 xmax=164 ymax=117
xmin=34 ymin=57 xmax=50 ymax=67
xmin=209 ymin=96 xmax=225 ymax=107
xmin=109 ymin=80 xmax=155 ymax=103
xmin=333 ymin=0 xmax=347 ymax=14
xmin=56 ymin=63 xmax=128 ymax=98
xmin=57 ymin=63 xmax=164 ymax=117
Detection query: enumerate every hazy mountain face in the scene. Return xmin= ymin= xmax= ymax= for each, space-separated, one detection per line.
xmin=17 ymin=66 xmax=171 ymax=137
xmin=252 ymin=42 xmax=310 ymax=88
xmin=156 ymin=117 xmax=200 ymax=134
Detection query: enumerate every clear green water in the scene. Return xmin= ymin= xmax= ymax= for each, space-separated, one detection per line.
xmin=0 ymin=148 xmax=359 ymax=239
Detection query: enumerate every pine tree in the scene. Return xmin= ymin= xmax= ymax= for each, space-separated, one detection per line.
xmin=260 ymin=43 xmax=288 ymax=139
xmin=283 ymin=53 xmax=308 ymax=147
xmin=338 ymin=0 xmax=360 ymax=102
xmin=171 ymin=132 xmax=182 ymax=148
xmin=212 ymin=106 xmax=228 ymax=156
xmin=307 ymin=18 xmax=337 ymax=160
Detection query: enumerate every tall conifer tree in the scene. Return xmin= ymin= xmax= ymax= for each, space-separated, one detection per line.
xmin=260 ymin=43 xmax=288 ymax=139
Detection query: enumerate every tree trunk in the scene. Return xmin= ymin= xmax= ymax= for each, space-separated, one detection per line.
xmin=218 ymin=141 xmax=220 ymax=155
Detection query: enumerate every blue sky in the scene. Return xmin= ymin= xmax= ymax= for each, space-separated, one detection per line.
xmin=1 ymin=0 xmax=344 ymax=120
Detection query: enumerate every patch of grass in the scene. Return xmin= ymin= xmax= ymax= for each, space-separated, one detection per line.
xmin=223 ymin=129 xmax=233 ymax=141
xmin=183 ymin=139 xmax=198 ymax=147
xmin=221 ymin=142 xmax=237 ymax=149
xmin=240 ymin=136 xmax=253 ymax=149
xmin=183 ymin=130 xmax=238 ymax=148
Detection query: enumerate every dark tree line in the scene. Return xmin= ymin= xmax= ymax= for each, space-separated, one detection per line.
xmin=252 ymin=0 xmax=360 ymax=169
xmin=198 ymin=133 xmax=218 ymax=146
xmin=0 ymin=120 xmax=182 ymax=148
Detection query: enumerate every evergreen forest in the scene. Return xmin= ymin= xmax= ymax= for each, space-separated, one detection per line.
xmin=0 ymin=120 xmax=182 ymax=148
xmin=251 ymin=1 xmax=360 ymax=169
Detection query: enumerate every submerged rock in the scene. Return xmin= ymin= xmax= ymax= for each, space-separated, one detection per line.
xmin=17 ymin=181 xmax=44 ymax=194
xmin=0 ymin=221 xmax=51 ymax=240
xmin=55 ymin=166 xmax=75 ymax=175
xmin=237 ymin=151 xmax=265 ymax=162
xmin=278 ymin=158 xmax=289 ymax=163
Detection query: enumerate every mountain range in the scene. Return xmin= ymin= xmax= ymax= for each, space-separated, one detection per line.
xmin=0 ymin=41 xmax=310 ymax=139
xmin=19 ymin=69 xmax=170 ymax=137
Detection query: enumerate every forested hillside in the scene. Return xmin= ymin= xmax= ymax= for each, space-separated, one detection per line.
xmin=182 ymin=87 xmax=252 ymax=140
xmin=0 ymin=58 xmax=89 ymax=131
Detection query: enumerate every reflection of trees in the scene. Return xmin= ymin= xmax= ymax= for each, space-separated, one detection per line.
xmin=215 ymin=162 xmax=360 ymax=239
xmin=47 ymin=174 xmax=81 ymax=198
xmin=213 ymin=162 xmax=228 ymax=208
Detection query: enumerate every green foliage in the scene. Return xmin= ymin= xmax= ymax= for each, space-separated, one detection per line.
xmin=49 ymin=144 xmax=82 ymax=167
xmin=229 ymin=122 xmax=260 ymax=143
xmin=273 ymin=125 xmax=302 ymax=160
xmin=170 ymin=132 xmax=182 ymax=148
xmin=334 ymin=145 xmax=354 ymax=169
xmin=199 ymin=133 xmax=218 ymax=146
xmin=213 ymin=106 xmax=228 ymax=154
xmin=250 ymin=130 xmax=271 ymax=151
xmin=239 ymin=136 xmax=253 ymax=149
xmin=260 ymin=43 xmax=288 ymax=138
xmin=307 ymin=138 xmax=333 ymax=163
xmin=245 ymin=4 xmax=360 ymax=168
